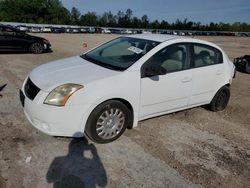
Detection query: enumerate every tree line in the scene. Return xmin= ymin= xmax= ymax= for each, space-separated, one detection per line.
xmin=0 ymin=0 xmax=249 ymax=32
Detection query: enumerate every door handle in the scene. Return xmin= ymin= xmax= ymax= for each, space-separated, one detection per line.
xmin=182 ymin=77 xmax=192 ymax=83
xmin=216 ymin=70 xmax=223 ymax=75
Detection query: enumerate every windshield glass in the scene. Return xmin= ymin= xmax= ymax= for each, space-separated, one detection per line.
xmin=81 ymin=37 xmax=159 ymax=70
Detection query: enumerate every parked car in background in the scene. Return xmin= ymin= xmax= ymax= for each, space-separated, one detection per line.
xmin=86 ymin=27 xmax=96 ymax=33
xmin=41 ymin=27 xmax=52 ymax=33
xmin=67 ymin=28 xmax=80 ymax=33
xmin=79 ymin=28 xmax=87 ymax=33
xmin=141 ymin=30 xmax=152 ymax=34
xmin=0 ymin=24 xmax=52 ymax=53
xmin=122 ymin=29 xmax=133 ymax=34
xmin=51 ymin=27 xmax=65 ymax=33
xmin=101 ymin=28 xmax=111 ymax=34
xmin=16 ymin=25 xmax=28 ymax=32
xmin=73 ymin=28 xmax=80 ymax=33
xmin=132 ymin=30 xmax=138 ymax=34
xmin=20 ymin=34 xmax=235 ymax=143
xmin=29 ymin=27 xmax=41 ymax=33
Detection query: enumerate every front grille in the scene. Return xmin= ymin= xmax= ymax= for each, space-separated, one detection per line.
xmin=24 ymin=78 xmax=40 ymax=100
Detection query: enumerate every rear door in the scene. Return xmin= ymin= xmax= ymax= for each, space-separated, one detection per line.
xmin=189 ymin=43 xmax=225 ymax=106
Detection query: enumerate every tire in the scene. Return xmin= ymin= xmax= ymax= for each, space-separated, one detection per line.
xmin=85 ymin=100 xmax=132 ymax=143
xmin=209 ymin=86 xmax=230 ymax=111
xmin=29 ymin=42 xmax=44 ymax=54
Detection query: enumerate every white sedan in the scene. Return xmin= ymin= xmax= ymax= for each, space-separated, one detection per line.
xmin=20 ymin=34 xmax=235 ymax=143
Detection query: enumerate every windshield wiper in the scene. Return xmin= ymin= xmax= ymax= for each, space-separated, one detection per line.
xmin=80 ymin=54 xmax=125 ymax=71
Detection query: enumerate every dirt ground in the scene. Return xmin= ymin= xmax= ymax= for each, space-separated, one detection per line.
xmin=0 ymin=34 xmax=249 ymax=188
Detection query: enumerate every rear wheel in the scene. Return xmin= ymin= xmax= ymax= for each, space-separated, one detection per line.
xmin=85 ymin=100 xmax=132 ymax=143
xmin=29 ymin=42 xmax=44 ymax=54
xmin=209 ymin=86 xmax=230 ymax=111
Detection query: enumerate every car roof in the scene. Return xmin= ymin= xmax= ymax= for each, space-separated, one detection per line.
xmin=126 ymin=34 xmax=184 ymax=42
xmin=125 ymin=34 xmax=223 ymax=51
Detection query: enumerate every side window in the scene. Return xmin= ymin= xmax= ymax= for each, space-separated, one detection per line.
xmin=193 ymin=44 xmax=223 ymax=67
xmin=142 ymin=43 xmax=188 ymax=76
xmin=0 ymin=27 xmax=16 ymax=36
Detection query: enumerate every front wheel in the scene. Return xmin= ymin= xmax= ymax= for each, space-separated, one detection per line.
xmin=29 ymin=42 xmax=44 ymax=54
xmin=85 ymin=100 xmax=132 ymax=143
xmin=208 ymin=86 xmax=230 ymax=111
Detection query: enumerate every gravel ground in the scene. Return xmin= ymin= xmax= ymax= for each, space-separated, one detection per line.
xmin=0 ymin=34 xmax=249 ymax=188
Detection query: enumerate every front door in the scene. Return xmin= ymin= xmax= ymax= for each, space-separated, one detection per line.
xmin=139 ymin=43 xmax=192 ymax=119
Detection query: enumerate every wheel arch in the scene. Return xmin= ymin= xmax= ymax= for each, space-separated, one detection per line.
xmin=88 ymin=97 xmax=134 ymax=129
xmin=101 ymin=98 xmax=134 ymax=129
xmin=208 ymin=83 xmax=230 ymax=104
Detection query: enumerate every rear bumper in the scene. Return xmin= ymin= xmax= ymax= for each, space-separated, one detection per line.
xmin=233 ymin=68 xmax=236 ymax=78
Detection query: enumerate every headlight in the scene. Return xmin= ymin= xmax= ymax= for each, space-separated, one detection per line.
xmin=44 ymin=84 xmax=83 ymax=106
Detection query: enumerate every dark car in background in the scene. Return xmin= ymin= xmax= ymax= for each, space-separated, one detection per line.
xmin=0 ymin=24 xmax=52 ymax=54
xmin=51 ymin=27 xmax=66 ymax=33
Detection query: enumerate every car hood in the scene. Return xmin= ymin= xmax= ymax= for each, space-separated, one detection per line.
xmin=25 ymin=33 xmax=45 ymax=41
xmin=29 ymin=56 xmax=120 ymax=92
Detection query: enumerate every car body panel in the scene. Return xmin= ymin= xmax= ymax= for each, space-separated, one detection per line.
xmin=189 ymin=63 xmax=225 ymax=106
xmin=29 ymin=56 xmax=120 ymax=92
xmin=139 ymin=69 xmax=192 ymax=118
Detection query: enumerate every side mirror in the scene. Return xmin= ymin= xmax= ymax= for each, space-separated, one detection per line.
xmin=144 ymin=65 xmax=167 ymax=77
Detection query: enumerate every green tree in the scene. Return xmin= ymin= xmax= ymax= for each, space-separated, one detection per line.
xmin=79 ymin=12 xmax=98 ymax=26
xmin=131 ymin=17 xmax=142 ymax=28
xmin=0 ymin=1 xmax=249 ymax=32
xmin=150 ymin=20 xmax=160 ymax=29
xmin=0 ymin=0 xmax=71 ymax=24
xmin=141 ymin=15 xmax=149 ymax=28
xmin=71 ymin=7 xmax=81 ymax=24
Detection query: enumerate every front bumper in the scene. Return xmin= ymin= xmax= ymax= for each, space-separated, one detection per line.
xmin=20 ymin=88 xmax=92 ymax=137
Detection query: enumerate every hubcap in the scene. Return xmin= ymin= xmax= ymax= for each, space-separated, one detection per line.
xmin=96 ymin=108 xmax=125 ymax=140
xmin=32 ymin=43 xmax=43 ymax=53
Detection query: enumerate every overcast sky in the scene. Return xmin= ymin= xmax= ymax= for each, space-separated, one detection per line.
xmin=61 ymin=0 xmax=250 ymax=24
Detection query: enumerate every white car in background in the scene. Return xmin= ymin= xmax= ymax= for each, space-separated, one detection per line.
xmin=101 ymin=28 xmax=111 ymax=34
xmin=20 ymin=34 xmax=235 ymax=143
xmin=41 ymin=27 xmax=52 ymax=33
xmin=123 ymin=29 xmax=133 ymax=34
xmin=17 ymin=25 xmax=28 ymax=32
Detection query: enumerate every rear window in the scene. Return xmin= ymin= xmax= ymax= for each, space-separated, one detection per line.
xmin=193 ymin=44 xmax=223 ymax=68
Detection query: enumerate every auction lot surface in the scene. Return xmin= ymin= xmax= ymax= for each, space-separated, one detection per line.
xmin=0 ymin=34 xmax=250 ymax=188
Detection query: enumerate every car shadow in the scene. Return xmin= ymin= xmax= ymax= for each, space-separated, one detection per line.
xmin=46 ymin=136 xmax=107 ymax=188
xmin=0 ymin=50 xmax=52 ymax=54
xmin=0 ymin=50 xmax=29 ymax=54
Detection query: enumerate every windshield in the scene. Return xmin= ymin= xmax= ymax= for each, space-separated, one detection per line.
xmin=81 ymin=37 xmax=159 ymax=70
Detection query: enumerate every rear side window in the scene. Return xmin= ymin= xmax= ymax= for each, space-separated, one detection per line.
xmin=193 ymin=44 xmax=223 ymax=68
